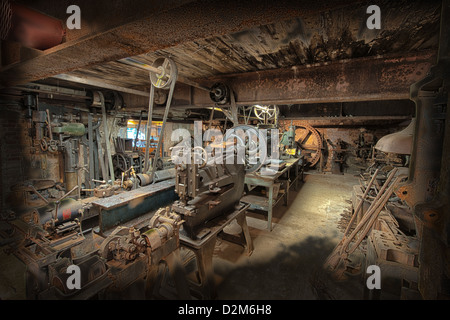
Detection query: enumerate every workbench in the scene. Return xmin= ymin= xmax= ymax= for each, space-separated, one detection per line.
xmin=240 ymin=157 xmax=303 ymax=231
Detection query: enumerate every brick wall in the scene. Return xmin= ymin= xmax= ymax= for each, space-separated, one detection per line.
xmin=0 ymin=103 xmax=30 ymax=214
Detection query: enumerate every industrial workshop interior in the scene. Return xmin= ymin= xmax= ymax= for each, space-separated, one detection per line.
xmin=0 ymin=0 xmax=449 ymax=303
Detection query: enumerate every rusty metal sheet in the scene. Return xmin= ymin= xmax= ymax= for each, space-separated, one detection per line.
xmin=0 ymin=0 xmax=366 ymax=87
xmin=32 ymin=0 xmax=439 ymax=92
xmin=171 ymin=51 xmax=436 ymax=106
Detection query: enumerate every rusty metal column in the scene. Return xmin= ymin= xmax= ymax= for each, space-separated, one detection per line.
xmin=395 ymin=0 xmax=450 ymax=299
xmin=396 ymin=94 xmax=443 ymax=212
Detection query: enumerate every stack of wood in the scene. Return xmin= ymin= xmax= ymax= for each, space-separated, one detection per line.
xmin=324 ymin=167 xmax=407 ymax=279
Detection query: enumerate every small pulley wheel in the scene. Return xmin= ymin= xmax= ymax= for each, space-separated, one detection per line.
xmin=150 ymin=57 xmax=177 ymax=89
xmin=209 ymin=83 xmax=229 ymax=104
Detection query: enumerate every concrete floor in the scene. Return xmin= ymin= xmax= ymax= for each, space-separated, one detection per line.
xmin=212 ymin=172 xmax=367 ymax=300
xmin=0 ymin=172 xmax=368 ymax=300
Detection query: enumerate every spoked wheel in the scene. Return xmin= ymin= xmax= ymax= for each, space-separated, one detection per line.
xmin=253 ymin=105 xmax=278 ymax=122
xmin=295 ymin=124 xmax=322 ymax=167
xmin=112 ymin=154 xmax=130 ymax=178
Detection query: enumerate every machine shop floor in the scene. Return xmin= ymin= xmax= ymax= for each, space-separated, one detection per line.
xmin=212 ymin=172 xmax=366 ymax=300
xmin=0 ymin=172 xmax=367 ymax=300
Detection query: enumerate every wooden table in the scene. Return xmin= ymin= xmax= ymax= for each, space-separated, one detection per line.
xmin=241 ymin=157 xmax=303 ymax=231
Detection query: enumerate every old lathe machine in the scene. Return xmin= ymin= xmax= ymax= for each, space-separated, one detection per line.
xmin=0 ymin=57 xmax=257 ymax=299
xmin=0 ymin=141 xmax=251 ymax=299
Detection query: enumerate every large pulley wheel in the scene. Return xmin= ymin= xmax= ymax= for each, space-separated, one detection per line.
xmin=104 ymin=90 xmax=123 ymax=110
xmin=150 ymin=57 xmax=177 ymax=89
xmin=294 ymin=124 xmax=322 ymax=167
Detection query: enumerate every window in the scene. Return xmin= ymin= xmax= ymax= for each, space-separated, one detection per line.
xmin=126 ymin=120 xmax=162 ymax=148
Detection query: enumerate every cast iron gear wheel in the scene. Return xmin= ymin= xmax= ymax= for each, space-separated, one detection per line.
xmin=294 ymin=123 xmax=322 ymax=167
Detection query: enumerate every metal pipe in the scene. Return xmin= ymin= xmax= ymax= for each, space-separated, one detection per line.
xmin=52 ymin=74 xmax=150 ymax=97
xmin=57 ymin=185 xmax=79 ymax=203
xmin=95 ymin=123 xmax=108 ymax=182
xmin=46 ymin=109 xmax=52 ymax=137
xmin=65 ymin=172 xmax=78 ymax=197
xmin=10 ymin=86 xmax=91 ymax=100
xmin=208 ymin=107 xmax=215 ymax=130
xmin=119 ymin=57 xmax=163 ymax=75
xmin=134 ymin=111 xmax=143 ymax=150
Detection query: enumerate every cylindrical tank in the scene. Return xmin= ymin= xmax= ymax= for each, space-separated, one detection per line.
xmin=37 ymin=198 xmax=82 ymax=225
